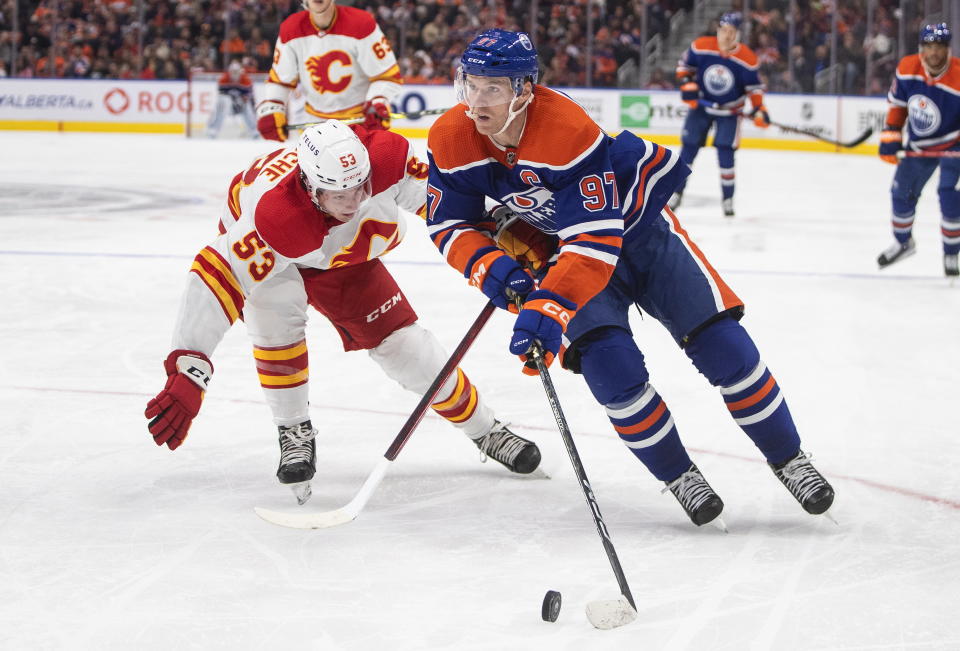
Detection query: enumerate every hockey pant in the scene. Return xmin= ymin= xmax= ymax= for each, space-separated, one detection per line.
xmin=242 ymin=264 xmax=494 ymax=438
xmin=575 ymin=319 xmax=801 ymax=482
xmin=207 ymin=94 xmax=257 ymax=138
xmin=890 ymin=156 xmax=960 ymax=254
xmin=676 ymin=108 xmax=740 ymax=200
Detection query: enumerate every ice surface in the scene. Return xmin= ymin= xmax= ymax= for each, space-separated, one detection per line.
xmin=1 ymin=132 xmax=958 ymax=650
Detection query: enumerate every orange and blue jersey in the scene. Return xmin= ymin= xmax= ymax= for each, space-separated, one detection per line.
xmin=426 ymin=86 xmax=688 ymax=310
xmin=887 ymin=54 xmax=960 ymax=150
xmin=676 ymin=37 xmax=763 ymax=115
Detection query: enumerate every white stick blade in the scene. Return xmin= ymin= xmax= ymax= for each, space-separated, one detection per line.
xmin=585 ymin=596 xmax=637 ymax=630
xmin=253 ymin=505 xmax=357 ymax=530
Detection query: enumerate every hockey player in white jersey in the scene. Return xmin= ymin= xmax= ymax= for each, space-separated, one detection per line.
xmin=145 ymin=121 xmax=541 ymax=503
xmin=256 ymin=0 xmax=402 ymax=141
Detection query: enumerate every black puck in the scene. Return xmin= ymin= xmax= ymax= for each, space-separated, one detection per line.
xmin=541 ymin=590 xmax=562 ymax=622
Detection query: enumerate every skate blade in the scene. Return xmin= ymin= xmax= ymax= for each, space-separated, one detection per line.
xmin=822 ymin=509 xmax=839 ymax=525
xmin=521 ymin=467 xmax=551 ymax=480
xmin=708 ymin=516 xmax=729 ymax=533
xmin=288 ymin=481 xmax=312 ymax=506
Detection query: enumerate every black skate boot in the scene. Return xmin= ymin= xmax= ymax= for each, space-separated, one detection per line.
xmin=945 ymin=253 xmax=959 ymax=277
xmin=877 ymin=238 xmax=916 ymax=268
xmin=770 ymin=450 xmax=834 ymax=515
xmin=722 ymin=198 xmax=735 ymax=218
xmin=474 ymin=421 xmax=541 ymax=474
xmin=668 ymin=191 xmax=683 ymax=211
xmin=662 ymin=463 xmax=725 ymax=527
xmin=277 ymin=420 xmax=317 ymax=505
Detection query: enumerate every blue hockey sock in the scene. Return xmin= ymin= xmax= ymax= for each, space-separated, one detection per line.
xmin=685 ymin=318 xmax=801 ymax=464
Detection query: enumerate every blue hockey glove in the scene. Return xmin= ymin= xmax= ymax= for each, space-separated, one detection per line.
xmin=509 ymin=289 xmax=577 ymax=376
xmin=879 ymin=126 xmax=903 ymax=164
xmin=467 ymin=249 xmax=534 ymax=311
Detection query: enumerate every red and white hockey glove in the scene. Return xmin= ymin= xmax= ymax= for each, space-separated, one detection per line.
xmin=467 ymin=248 xmax=534 ymax=312
xmin=509 ymin=290 xmax=577 ymax=376
xmin=362 ymin=98 xmax=391 ymax=131
xmin=256 ymin=100 xmax=288 ymax=141
xmin=144 ymin=350 xmax=213 ymax=450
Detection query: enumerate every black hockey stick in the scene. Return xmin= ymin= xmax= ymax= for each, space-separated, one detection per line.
xmin=529 ymin=344 xmax=638 ymax=629
xmin=769 ymin=120 xmax=874 ymax=148
xmin=255 ymin=300 xmax=497 ymax=529
xmin=288 ymin=107 xmax=450 ymax=130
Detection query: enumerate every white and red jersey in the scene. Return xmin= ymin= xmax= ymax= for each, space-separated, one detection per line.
xmin=263 ymin=6 xmax=403 ymax=121
xmin=171 ymin=126 xmax=428 ymax=355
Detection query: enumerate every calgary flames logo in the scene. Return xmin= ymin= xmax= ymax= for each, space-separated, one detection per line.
xmin=329 ymin=219 xmax=401 ymax=268
xmin=306 ymin=51 xmax=353 ymax=94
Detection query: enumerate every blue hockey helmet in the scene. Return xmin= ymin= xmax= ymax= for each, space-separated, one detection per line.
xmin=920 ymin=23 xmax=952 ymax=45
xmin=459 ymin=29 xmax=539 ymax=96
xmin=719 ymin=12 xmax=743 ymax=30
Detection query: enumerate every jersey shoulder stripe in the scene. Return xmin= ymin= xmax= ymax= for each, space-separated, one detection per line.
xmin=278 ymin=11 xmax=319 ymax=43
xmin=896 ymin=54 xmax=924 ymax=77
xmin=517 ymin=87 xmax=603 ymax=169
xmin=328 ymin=5 xmax=377 ymax=39
xmin=427 ymin=106 xmax=499 ymax=173
xmin=730 ymin=44 xmax=758 ymax=68
xmin=691 ymin=36 xmax=719 ymax=54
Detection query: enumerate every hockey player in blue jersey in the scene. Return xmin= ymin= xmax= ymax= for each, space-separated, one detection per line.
xmin=877 ymin=23 xmax=960 ymax=277
xmin=425 ymin=29 xmax=835 ymax=528
xmin=669 ymin=12 xmax=770 ymax=218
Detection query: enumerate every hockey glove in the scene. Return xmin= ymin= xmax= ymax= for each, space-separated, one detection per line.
xmin=752 ymin=105 xmax=771 ymax=128
xmin=493 ymin=208 xmax=559 ymax=273
xmin=362 ymin=98 xmax=391 ymax=131
xmin=468 ymin=248 xmax=534 ymax=312
xmin=256 ymin=100 xmax=288 ymax=142
xmin=144 ymin=350 xmax=213 ymax=450
xmin=879 ymin=126 xmax=903 ymax=164
xmin=680 ymin=81 xmax=699 ymax=108
xmin=509 ymin=290 xmax=577 ymax=376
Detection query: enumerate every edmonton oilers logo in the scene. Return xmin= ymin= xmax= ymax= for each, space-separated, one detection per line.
xmin=703 ymin=64 xmax=735 ymax=95
xmin=908 ymin=95 xmax=941 ymax=136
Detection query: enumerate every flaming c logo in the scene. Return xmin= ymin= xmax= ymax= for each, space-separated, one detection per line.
xmin=329 ymin=219 xmax=401 ymax=268
xmin=306 ymin=51 xmax=353 ymax=94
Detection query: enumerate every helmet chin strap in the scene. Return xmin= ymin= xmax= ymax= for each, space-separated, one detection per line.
xmin=466 ymin=94 xmax=532 ymax=138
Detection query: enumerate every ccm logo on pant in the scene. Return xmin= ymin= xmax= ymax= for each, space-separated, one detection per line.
xmin=366 ymin=293 xmax=403 ymax=322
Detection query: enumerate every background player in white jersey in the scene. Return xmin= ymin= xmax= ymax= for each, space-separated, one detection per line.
xmin=145 ymin=121 xmax=541 ymax=503
xmin=425 ymin=29 xmax=834 ymax=528
xmin=256 ymin=0 xmax=402 ymax=142
xmin=877 ymin=23 xmax=960 ymax=277
xmin=207 ymin=60 xmax=258 ymax=139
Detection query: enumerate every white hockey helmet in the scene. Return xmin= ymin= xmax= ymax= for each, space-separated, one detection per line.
xmin=297 ymin=120 xmax=372 ymax=211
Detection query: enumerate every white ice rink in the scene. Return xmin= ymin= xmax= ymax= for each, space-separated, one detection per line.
xmin=1 ymin=131 xmax=958 ymax=650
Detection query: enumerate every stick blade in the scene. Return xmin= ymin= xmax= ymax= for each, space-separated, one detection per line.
xmin=585 ymin=596 xmax=637 ymax=630
xmin=253 ymin=504 xmax=358 ymax=530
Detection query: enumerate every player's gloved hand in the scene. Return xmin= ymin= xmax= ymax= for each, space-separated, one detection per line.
xmin=680 ymin=80 xmax=699 ymax=108
xmin=144 ymin=350 xmax=213 ymax=450
xmin=256 ymin=100 xmax=288 ymax=141
xmin=879 ymin=126 xmax=903 ymax=164
xmin=467 ymin=248 xmax=534 ymax=312
xmin=509 ymin=289 xmax=577 ymax=376
xmin=362 ymin=98 xmax=391 ymax=131
xmin=752 ymin=105 xmax=770 ymax=128
xmin=492 ymin=207 xmax=558 ymax=272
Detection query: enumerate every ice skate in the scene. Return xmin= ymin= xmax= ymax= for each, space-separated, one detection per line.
xmin=474 ymin=420 xmax=541 ymax=474
xmin=277 ymin=420 xmax=317 ymax=505
xmin=662 ymin=463 xmax=726 ymax=530
xmin=944 ymin=253 xmax=958 ymax=278
xmin=877 ymin=238 xmax=916 ymax=268
xmin=722 ymin=198 xmax=735 ymax=218
xmin=668 ymin=191 xmax=683 ymax=211
xmin=769 ymin=450 xmax=835 ymax=516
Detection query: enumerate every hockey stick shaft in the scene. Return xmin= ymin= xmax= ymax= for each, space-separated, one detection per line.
xmin=289 ymin=107 xmax=450 ymax=130
xmin=254 ymin=300 xmax=496 ymax=529
xmin=530 ymin=346 xmax=637 ymax=611
xmin=768 ymin=120 xmax=874 ymax=148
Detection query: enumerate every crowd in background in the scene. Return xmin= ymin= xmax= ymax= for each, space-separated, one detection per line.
xmin=0 ymin=0 xmax=941 ymax=96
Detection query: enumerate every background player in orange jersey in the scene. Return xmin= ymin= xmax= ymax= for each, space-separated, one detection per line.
xmin=145 ymin=121 xmax=540 ymax=504
xmin=425 ymin=29 xmax=834 ymax=529
xmin=877 ymin=23 xmax=960 ymax=277
xmin=256 ymin=0 xmax=403 ymax=142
